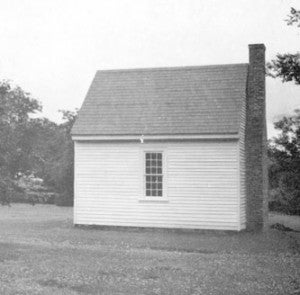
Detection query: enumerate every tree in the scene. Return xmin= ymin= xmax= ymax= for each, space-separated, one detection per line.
xmin=267 ymin=8 xmax=300 ymax=85
xmin=0 ymin=81 xmax=42 ymax=204
xmin=0 ymin=81 xmax=42 ymax=176
xmin=286 ymin=7 xmax=300 ymax=27
xmin=268 ymin=109 xmax=300 ymax=214
xmin=266 ymin=7 xmax=300 ymax=215
xmin=267 ymin=53 xmax=300 ymax=85
xmin=25 ymin=117 xmax=59 ymax=179
xmin=0 ymin=80 xmax=77 ymax=206
xmin=42 ymin=110 xmax=77 ymax=206
xmin=20 ymin=109 xmax=78 ymax=206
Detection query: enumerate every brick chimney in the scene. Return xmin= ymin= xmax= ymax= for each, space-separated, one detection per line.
xmin=245 ymin=44 xmax=268 ymax=230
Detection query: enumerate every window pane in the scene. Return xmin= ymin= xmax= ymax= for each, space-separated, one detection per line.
xmin=145 ymin=152 xmax=163 ymax=197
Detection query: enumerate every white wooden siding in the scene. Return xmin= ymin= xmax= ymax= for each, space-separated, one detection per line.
xmin=74 ymin=140 xmax=241 ymax=230
xmin=238 ymin=95 xmax=247 ymax=230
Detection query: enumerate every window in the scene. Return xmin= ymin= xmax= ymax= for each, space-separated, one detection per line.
xmin=145 ymin=152 xmax=163 ymax=197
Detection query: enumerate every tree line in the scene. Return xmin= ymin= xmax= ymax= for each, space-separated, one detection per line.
xmin=267 ymin=7 xmax=300 ymax=215
xmin=0 ymin=81 xmax=76 ymax=206
xmin=1 ymin=79 xmax=298 ymax=211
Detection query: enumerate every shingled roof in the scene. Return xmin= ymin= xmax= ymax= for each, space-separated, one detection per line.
xmin=71 ymin=64 xmax=248 ymax=136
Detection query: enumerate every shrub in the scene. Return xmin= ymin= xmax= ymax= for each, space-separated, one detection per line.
xmin=9 ymin=191 xmax=56 ymax=205
xmin=11 ymin=173 xmax=57 ymax=205
xmin=54 ymin=192 xmax=73 ymax=207
xmin=268 ymin=186 xmax=300 ymax=215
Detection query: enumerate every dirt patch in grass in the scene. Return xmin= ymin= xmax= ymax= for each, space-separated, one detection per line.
xmin=38 ymin=279 xmax=68 ymax=289
xmin=38 ymin=279 xmax=93 ymax=294
xmin=148 ymin=245 xmax=216 ymax=254
xmin=0 ymin=242 xmax=21 ymax=262
xmin=269 ymin=213 xmax=300 ymax=231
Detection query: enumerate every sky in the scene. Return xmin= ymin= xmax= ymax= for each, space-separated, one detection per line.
xmin=0 ymin=0 xmax=299 ymax=138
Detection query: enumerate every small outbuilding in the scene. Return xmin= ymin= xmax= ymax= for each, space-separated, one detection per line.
xmin=71 ymin=44 xmax=268 ymax=231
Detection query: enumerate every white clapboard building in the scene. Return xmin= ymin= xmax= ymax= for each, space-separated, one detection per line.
xmin=71 ymin=44 xmax=268 ymax=231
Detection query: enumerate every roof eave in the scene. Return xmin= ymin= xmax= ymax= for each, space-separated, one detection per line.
xmin=72 ymin=133 xmax=240 ymax=141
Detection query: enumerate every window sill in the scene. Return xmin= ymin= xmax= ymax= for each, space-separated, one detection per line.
xmin=138 ymin=197 xmax=169 ymax=203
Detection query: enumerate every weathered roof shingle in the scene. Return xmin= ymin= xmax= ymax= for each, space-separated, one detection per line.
xmin=71 ymin=64 xmax=248 ymax=135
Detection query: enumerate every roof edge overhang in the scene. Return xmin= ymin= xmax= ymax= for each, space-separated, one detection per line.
xmin=94 ymin=63 xmax=249 ymax=74
xmin=72 ymin=133 xmax=239 ymax=141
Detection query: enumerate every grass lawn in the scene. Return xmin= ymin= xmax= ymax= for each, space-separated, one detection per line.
xmin=0 ymin=204 xmax=299 ymax=295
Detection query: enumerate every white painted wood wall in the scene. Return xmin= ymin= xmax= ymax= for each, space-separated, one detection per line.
xmin=74 ymin=140 xmax=244 ymax=230
xmin=238 ymin=96 xmax=247 ymax=230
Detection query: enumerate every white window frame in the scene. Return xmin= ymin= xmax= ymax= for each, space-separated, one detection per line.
xmin=139 ymin=147 xmax=168 ymax=202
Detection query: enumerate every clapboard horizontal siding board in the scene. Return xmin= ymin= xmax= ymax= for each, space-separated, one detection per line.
xmin=76 ymin=199 xmax=238 ymax=205
xmin=75 ymin=217 xmax=237 ymax=224
xmin=75 ymin=211 xmax=238 ymax=219
xmin=76 ymin=200 xmax=238 ymax=205
xmin=75 ymin=211 xmax=238 ymax=220
xmin=74 ymin=141 xmax=240 ymax=230
xmin=75 ymin=209 xmax=237 ymax=215
xmin=74 ymin=219 xmax=238 ymax=231
xmin=75 ymin=209 xmax=237 ymax=217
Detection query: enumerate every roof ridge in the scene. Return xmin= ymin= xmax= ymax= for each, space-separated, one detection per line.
xmin=96 ymin=63 xmax=249 ymax=74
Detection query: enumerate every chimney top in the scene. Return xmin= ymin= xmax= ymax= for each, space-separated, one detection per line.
xmin=249 ymin=44 xmax=265 ymax=50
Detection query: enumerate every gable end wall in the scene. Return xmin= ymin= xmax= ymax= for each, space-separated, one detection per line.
xmin=74 ymin=140 xmax=241 ymax=230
